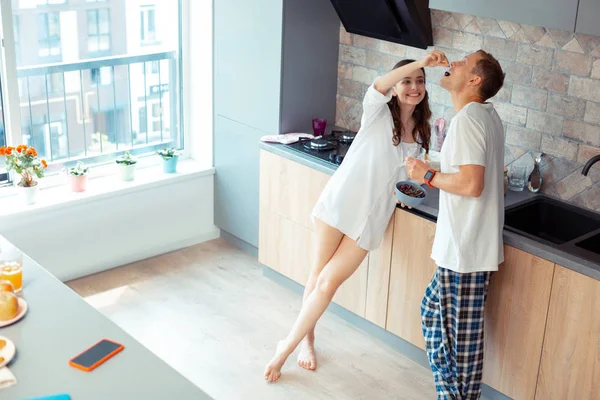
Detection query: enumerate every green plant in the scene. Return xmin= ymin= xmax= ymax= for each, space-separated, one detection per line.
xmin=115 ymin=151 xmax=137 ymax=166
xmin=156 ymin=148 xmax=181 ymax=160
xmin=0 ymin=145 xmax=48 ymax=187
xmin=67 ymin=161 xmax=89 ymax=176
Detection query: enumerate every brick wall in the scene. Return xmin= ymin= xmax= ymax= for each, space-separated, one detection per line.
xmin=335 ymin=10 xmax=600 ymax=212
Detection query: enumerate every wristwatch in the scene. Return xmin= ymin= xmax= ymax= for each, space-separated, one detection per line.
xmin=423 ymin=169 xmax=436 ymax=189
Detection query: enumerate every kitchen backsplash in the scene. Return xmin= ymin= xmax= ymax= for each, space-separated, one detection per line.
xmin=335 ymin=10 xmax=600 ymax=212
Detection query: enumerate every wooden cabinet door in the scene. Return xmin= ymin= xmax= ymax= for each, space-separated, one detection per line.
xmin=483 ymin=246 xmax=554 ymax=400
xmin=535 ymin=266 xmax=600 ymax=400
xmin=258 ymin=210 xmax=312 ymax=285
xmin=386 ymin=210 xmax=437 ymax=349
xmin=259 ymin=150 xmax=329 ymax=230
xmin=364 ymin=214 xmax=395 ymax=328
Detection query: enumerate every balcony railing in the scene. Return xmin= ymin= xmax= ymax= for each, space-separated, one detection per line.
xmin=14 ymin=50 xmax=180 ymax=168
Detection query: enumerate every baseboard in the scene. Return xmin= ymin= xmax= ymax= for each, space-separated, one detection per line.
xmin=64 ymin=227 xmax=221 ymax=282
xmin=220 ymin=230 xmax=258 ymax=257
xmin=262 ymin=266 xmax=513 ymax=400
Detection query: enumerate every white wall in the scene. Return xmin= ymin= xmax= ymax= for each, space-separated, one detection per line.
xmin=0 ymin=174 xmax=218 ymax=282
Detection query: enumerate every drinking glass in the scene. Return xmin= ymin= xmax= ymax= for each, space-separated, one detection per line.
xmin=508 ymin=165 xmax=527 ymax=192
xmin=312 ymin=118 xmax=327 ymax=137
xmin=0 ymin=241 xmax=22 ymax=293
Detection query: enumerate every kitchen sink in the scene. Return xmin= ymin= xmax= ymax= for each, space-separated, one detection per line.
xmin=576 ymin=232 xmax=600 ymax=255
xmin=504 ymin=196 xmax=600 ymax=245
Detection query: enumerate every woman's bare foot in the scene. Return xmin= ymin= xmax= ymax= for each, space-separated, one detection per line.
xmin=264 ymin=341 xmax=291 ymax=383
xmin=297 ymin=339 xmax=317 ymax=371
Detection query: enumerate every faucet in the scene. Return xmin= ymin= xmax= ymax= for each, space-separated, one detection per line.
xmin=582 ymin=155 xmax=600 ymax=176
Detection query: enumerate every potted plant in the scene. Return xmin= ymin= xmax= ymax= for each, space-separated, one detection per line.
xmin=157 ymin=148 xmax=181 ymax=173
xmin=115 ymin=151 xmax=137 ymax=181
xmin=0 ymin=145 xmax=48 ymax=205
xmin=66 ymin=161 xmax=89 ymax=192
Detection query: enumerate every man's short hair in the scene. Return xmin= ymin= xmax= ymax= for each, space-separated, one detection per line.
xmin=472 ymin=50 xmax=505 ymax=101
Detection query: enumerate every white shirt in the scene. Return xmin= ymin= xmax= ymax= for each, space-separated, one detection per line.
xmin=431 ymin=102 xmax=505 ymax=273
xmin=312 ymin=81 xmax=423 ymax=251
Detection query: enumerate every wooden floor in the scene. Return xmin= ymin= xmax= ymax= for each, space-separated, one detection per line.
xmin=68 ymin=239 xmax=438 ymax=400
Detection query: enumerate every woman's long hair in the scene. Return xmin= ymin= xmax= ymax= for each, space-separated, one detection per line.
xmin=387 ymin=59 xmax=431 ymax=152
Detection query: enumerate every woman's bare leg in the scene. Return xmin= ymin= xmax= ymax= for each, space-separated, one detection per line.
xmin=264 ymin=235 xmax=368 ymax=382
xmin=298 ymin=218 xmax=344 ymax=371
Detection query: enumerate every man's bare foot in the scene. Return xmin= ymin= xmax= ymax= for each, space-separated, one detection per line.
xmin=297 ymin=340 xmax=317 ymax=371
xmin=264 ymin=341 xmax=290 ymax=383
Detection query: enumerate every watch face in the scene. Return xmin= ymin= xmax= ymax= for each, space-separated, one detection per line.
xmin=424 ymin=170 xmax=434 ymax=180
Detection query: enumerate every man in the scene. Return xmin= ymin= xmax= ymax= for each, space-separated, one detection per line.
xmin=406 ymin=50 xmax=506 ymax=399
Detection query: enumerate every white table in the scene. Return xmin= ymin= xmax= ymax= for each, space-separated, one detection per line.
xmin=0 ymin=240 xmax=212 ymax=400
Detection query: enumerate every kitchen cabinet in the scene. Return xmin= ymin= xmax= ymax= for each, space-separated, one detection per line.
xmin=364 ymin=215 xmax=395 ymax=328
xmin=386 ymin=210 xmax=437 ymax=349
xmin=575 ymin=0 xmax=600 ymax=36
xmin=258 ymin=149 xmax=381 ymax=318
xmin=429 ymin=0 xmax=579 ymax=32
xmin=482 ymin=246 xmax=555 ymax=400
xmin=385 ymin=210 xmax=556 ymax=399
xmin=259 ymin=150 xmax=330 ymax=230
xmin=535 ymin=266 xmax=600 ymax=400
xmin=258 ymin=150 xmax=330 ymax=283
xmin=259 ymin=150 xmax=600 ymax=400
xmin=214 ymin=0 xmax=339 ymax=249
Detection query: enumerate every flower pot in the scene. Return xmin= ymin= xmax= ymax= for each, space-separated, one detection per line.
xmin=118 ymin=164 xmax=136 ymax=181
xmin=162 ymin=156 xmax=179 ymax=173
xmin=69 ymin=174 xmax=88 ymax=192
xmin=17 ymin=182 xmax=39 ymax=205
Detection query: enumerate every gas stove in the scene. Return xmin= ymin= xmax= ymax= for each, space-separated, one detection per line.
xmin=285 ymin=130 xmax=356 ymax=167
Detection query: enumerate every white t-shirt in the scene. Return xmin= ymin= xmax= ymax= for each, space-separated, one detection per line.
xmin=431 ymin=102 xmax=505 ymax=273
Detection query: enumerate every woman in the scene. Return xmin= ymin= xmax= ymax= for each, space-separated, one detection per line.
xmin=264 ymin=51 xmax=449 ymax=382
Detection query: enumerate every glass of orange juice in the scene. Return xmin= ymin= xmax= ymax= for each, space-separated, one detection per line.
xmin=1 ymin=263 xmax=22 ymax=293
xmin=0 ymin=240 xmax=23 ymax=293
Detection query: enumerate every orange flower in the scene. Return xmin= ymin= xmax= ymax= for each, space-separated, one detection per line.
xmin=26 ymin=148 xmax=37 ymax=157
xmin=5 ymin=147 xmax=13 ymax=155
xmin=0 ymin=146 xmax=5 ymax=156
xmin=16 ymin=145 xmax=27 ymax=153
xmin=41 ymin=160 xmax=47 ymax=168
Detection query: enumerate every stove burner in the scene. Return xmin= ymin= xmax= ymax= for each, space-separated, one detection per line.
xmin=303 ymin=138 xmax=335 ymax=151
xmin=332 ymin=130 xmax=356 ymax=144
xmin=340 ymin=132 xmax=356 ymax=143
xmin=329 ymin=152 xmax=345 ymax=165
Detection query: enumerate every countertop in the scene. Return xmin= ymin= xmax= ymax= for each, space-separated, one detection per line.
xmin=260 ymin=141 xmax=600 ymax=280
xmin=0 ymin=237 xmax=212 ymax=400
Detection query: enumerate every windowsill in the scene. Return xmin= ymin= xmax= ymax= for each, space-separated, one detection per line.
xmin=0 ymin=158 xmax=214 ymax=220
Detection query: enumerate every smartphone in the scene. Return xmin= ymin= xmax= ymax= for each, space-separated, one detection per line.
xmin=68 ymin=339 xmax=124 ymax=372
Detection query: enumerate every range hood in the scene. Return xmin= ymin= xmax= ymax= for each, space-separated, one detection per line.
xmin=330 ymin=0 xmax=433 ymax=49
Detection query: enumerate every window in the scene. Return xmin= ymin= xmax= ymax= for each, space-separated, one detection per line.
xmin=38 ymin=12 xmax=61 ymax=59
xmin=3 ymin=0 xmax=184 ymax=172
xmin=87 ymin=9 xmax=110 ymax=54
xmin=140 ymin=6 xmax=156 ymax=43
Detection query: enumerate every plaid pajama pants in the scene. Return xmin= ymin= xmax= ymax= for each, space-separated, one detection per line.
xmin=421 ymin=266 xmax=492 ymax=400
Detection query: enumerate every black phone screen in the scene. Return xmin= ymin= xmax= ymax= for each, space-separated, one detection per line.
xmin=71 ymin=339 xmax=122 ymax=368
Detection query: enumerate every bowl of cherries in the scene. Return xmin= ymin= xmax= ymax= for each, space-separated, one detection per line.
xmin=395 ymin=181 xmax=428 ymax=207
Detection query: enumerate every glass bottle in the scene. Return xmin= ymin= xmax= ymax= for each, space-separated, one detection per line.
xmin=527 ymin=153 xmax=543 ymax=193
